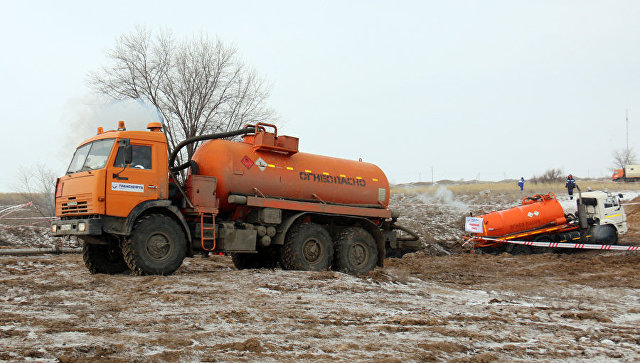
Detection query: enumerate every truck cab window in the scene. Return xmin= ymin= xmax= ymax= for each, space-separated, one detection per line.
xmin=604 ymin=197 xmax=617 ymax=209
xmin=114 ymin=145 xmax=152 ymax=169
xmin=66 ymin=139 xmax=115 ymax=174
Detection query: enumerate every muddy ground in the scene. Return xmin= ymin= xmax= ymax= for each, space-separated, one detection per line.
xmin=1 ymin=188 xmax=640 ymax=362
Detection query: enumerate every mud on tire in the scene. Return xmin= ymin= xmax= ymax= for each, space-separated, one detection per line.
xmin=82 ymin=239 xmax=129 ymax=274
xmin=122 ymin=214 xmax=186 ymax=275
xmin=281 ymin=223 xmax=332 ymax=271
xmin=592 ymin=225 xmax=618 ymax=245
xmin=333 ymin=227 xmax=378 ymax=274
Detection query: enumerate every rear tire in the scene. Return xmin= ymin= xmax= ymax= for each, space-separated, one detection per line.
xmin=122 ymin=214 xmax=186 ymax=275
xmin=82 ymin=239 xmax=129 ymax=274
xmin=333 ymin=227 xmax=378 ymax=274
xmin=281 ymin=223 xmax=332 ymax=271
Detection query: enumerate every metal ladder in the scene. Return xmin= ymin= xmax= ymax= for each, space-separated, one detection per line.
xmin=199 ymin=212 xmax=216 ymax=251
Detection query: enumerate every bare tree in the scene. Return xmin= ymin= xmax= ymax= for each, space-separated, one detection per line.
xmin=89 ymin=26 xmax=275 ymax=165
xmin=612 ymin=148 xmax=637 ymax=169
xmin=15 ymin=164 xmax=56 ymax=217
xmin=530 ymin=168 xmax=564 ymax=184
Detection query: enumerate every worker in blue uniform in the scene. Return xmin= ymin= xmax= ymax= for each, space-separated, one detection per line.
xmin=565 ymin=174 xmax=576 ymax=200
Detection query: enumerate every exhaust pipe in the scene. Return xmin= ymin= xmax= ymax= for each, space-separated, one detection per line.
xmin=575 ymin=184 xmax=588 ymax=229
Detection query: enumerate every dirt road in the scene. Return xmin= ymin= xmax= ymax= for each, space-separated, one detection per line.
xmin=1 ymin=187 xmax=639 ymax=362
xmin=1 ymin=251 xmax=639 ymax=362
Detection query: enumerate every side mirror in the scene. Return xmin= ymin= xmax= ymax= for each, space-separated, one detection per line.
xmin=118 ymin=139 xmax=132 ymax=165
xmin=618 ymin=193 xmax=624 ymax=198
xmin=124 ymin=145 xmax=133 ymax=165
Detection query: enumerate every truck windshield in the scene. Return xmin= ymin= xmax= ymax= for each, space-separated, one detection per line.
xmin=66 ymin=139 xmax=115 ymax=174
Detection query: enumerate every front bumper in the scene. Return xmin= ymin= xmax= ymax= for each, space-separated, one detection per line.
xmin=51 ymin=217 xmax=103 ymax=236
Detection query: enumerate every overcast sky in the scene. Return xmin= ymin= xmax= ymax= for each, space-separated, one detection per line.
xmin=1 ymin=1 xmax=639 ymax=191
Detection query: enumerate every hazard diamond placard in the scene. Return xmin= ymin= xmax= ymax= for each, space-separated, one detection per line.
xmin=241 ymin=155 xmax=254 ymax=169
xmin=255 ymin=157 xmax=268 ymax=172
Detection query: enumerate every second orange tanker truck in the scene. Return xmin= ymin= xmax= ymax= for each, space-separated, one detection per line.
xmin=466 ymin=190 xmax=628 ymax=254
xmin=52 ymin=122 xmax=418 ymax=275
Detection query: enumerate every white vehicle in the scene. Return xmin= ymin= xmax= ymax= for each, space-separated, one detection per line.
xmin=576 ymin=190 xmax=627 ymax=242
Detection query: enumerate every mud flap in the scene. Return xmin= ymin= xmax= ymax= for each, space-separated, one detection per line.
xmin=377 ymin=236 xmax=385 ymax=267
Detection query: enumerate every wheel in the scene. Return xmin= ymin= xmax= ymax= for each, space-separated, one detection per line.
xmin=591 ymin=225 xmax=618 ymax=245
xmin=232 ymin=247 xmax=280 ymax=270
xmin=122 ymin=214 xmax=187 ymax=275
xmin=82 ymin=239 xmax=129 ymax=274
xmin=333 ymin=227 xmax=378 ymax=274
xmin=281 ymin=223 xmax=332 ymax=271
xmin=532 ymin=235 xmax=554 ymax=254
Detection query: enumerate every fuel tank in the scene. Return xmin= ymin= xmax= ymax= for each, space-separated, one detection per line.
xmin=476 ymin=193 xmax=566 ymax=237
xmin=189 ymin=132 xmax=390 ymax=213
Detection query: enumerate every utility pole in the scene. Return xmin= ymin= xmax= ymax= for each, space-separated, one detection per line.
xmin=626 ymin=109 xmax=629 ymax=151
xmin=431 ymin=166 xmax=434 ymax=184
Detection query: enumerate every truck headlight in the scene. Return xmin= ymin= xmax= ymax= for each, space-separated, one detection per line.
xmin=78 ymin=223 xmax=86 ymax=232
xmin=51 ymin=225 xmax=57 ymax=233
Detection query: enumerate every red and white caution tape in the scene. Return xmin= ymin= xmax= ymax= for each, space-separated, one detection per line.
xmin=0 ymin=201 xmax=33 ymax=219
xmin=472 ymin=236 xmax=640 ymax=251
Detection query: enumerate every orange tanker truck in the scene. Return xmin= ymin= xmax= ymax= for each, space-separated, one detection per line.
xmin=52 ymin=122 xmax=418 ymax=275
xmin=465 ymin=190 xmax=628 ymax=254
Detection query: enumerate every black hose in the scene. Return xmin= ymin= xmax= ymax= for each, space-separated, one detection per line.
xmin=167 ymin=126 xmax=255 ymax=209
xmin=394 ymin=223 xmax=420 ymax=242
xmin=172 ymin=160 xmax=199 ymax=174
xmin=169 ymin=126 xmax=254 ymax=172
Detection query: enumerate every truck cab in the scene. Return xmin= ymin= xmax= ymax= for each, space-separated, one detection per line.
xmin=578 ymin=190 xmax=627 ymax=241
xmin=612 ymin=165 xmax=640 ymax=182
xmin=52 ymin=121 xmax=170 ymax=239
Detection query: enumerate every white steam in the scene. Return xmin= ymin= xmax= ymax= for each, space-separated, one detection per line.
xmin=61 ymin=94 xmax=162 ymax=153
xmin=415 ymin=185 xmax=469 ymax=212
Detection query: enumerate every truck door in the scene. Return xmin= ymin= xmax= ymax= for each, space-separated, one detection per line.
xmin=603 ymin=196 xmax=627 ymax=233
xmin=106 ymin=141 xmax=160 ymax=218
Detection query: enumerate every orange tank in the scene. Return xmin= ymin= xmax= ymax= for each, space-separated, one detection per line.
xmin=476 ymin=193 xmax=566 ymax=237
xmin=190 ymin=129 xmax=390 ymax=214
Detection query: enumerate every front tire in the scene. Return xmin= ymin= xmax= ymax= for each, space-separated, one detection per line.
xmin=592 ymin=225 xmax=618 ymax=245
xmin=333 ymin=227 xmax=378 ymax=274
xmin=82 ymin=239 xmax=129 ymax=274
xmin=281 ymin=223 xmax=332 ymax=271
xmin=122 ymin=214 xmax=186 ymax=275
